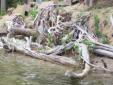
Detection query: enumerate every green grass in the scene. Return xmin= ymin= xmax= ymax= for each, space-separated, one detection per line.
xmin=94 ymin=14 xmax=102 ymax=37
xmin=102 ymin=9 xmax=110 ymax=15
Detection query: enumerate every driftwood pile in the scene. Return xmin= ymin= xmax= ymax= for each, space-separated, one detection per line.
xmin=0 ymin=5 xmax=113 ymax=79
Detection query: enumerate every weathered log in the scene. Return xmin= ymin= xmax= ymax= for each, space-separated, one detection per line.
xmin=7 ymin=27 xmax=37 ymax=38
xmin=65 ymin=44 xmax=90 ymax=79
xmin=94 ymin=49 xmax=113 ymax=58
xmin=43 ymin=42 xmax=75 ymax=55
xmin=0 ymin=38 xmax=77 ymax=67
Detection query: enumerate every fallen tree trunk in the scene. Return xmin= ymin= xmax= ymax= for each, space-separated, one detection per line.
xmin=94 ymin=49 xmax=113 ymax=58
xmin=8 ymin=27 xmax=37 ymax=38
xmin=0 ymin=38 xmax=77 ymax=67
xmin=65 ymin=44 xmax=90 ymax=79
xmin=41 ymin=42 xmax=75 ymax=55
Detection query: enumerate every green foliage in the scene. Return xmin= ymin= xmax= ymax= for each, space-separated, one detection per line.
xmin=81 ymin=39 xmax=96 ymax=53
xmin=61 ymin=34 xmax=66 ymax=45
xmin=74 ymin=45 xmax=79 ymax=54
xmin=103 ymin=19 xmax=108 ymax=26
xmin=97 ymin=2 xmax=101 ymax=8
xmin=67 ymin=33 xmax=71 ymax=43
xmin=102 ymin=9 xmax=110 ymax=15
xmin=58 ymin=0 xmax=63 ymax=2
xmin=94 ymin=14 xmax=102 ymax=37
xmin=1 ymin=10 xmax=6 ymax=16
xmin=29 ymin=8 xmax=38 ymax=20
xmin=6 ymin=0 xmax=25 ymax=9
xmin=20 ymin=13 xmax=26 ymax=20
xmin=78 ymin=10 xmax=84 ymax=17
xmin=59 ymin=6 xmax=64 ymax=10
xmin=48 ymin=33 xmax=54 ymax=47
xmin=61 ymin=39 xmax=65 ymax=45
xmin=81 ymin=39 xmax=91 ymax=46
xmin=66 ymin=30 xmax=72 ymax=43
xmin=36 ymin=47 xmax=44 ymax=52
xmin=28 ymin=24 xmax=33 ymax=28
xmin=102 ymin=34 xmax=109 ymax=44
xmin=93 ymin=8 xmax=99 ymax=13
xmin=94 ymin=14 xmax=99 ymax=30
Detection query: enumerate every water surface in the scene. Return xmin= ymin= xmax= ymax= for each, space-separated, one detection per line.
xmin=0 ymin=51 xmax=113 ymax=85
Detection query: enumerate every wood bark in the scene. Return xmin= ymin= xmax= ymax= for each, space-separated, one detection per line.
xmin=65 ymin=44 xmax=90 ymax=79
xmin=7 ymin=27 xmax=37 ymax=38
xmin=0 ymin=38 xmax=77 ymax=67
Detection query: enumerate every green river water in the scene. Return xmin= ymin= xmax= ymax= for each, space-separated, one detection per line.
xmin=0 ymin=51 xmax=113 ymax=85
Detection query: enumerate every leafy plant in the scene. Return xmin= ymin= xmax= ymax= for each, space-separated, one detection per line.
xmin=103 ymin=19 xmax=108 ymax=26
xmin=20 ymin=13 xmax=26 ymax=20
xmin=48 ymin=33 xmax=54 ymax=47
xmin=61 ymin=39 xmax=65 ymax=45
xmin=94 ymin=14 xmax=102 ymax=37
xmin=97 ymin=2 xmax=101 ymax=8
xmin=102 ymin=34 xmax=109 ymax=44
xmin=29 ymin=8 xmax=38 ymax=20
xmin=93 ymin=8 xmax=99 ymax=13
xmin=67 ymin=33 xmax=71 ymax=43
xmin=74 ymin=45 xmax=79 ymax=54
xmin=36 ymin=47 xmax=44 ymax=52
xmin=78 ymin=10 xmax=84 ymax=17
xmin=81 ymin=39 xmax=96 ymax=53
xmin=66 ymin=30 xmax=72 ymax=43
xmin=102 ymin=9 xmax=110 ymax=15
xmin=28 ymin=24 xmax=33 ymax=28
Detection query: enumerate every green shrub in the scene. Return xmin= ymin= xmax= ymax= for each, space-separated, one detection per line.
xmin=74 ymin=45 xmax=79 ymax=54
xmin=103 ymin=19 xmax=108 ymax=25
xmin=1 ymin=10 xmax=6 ymax=15
xmin=66 ymin=30 xmax=72 ymax=43
xmin=36 ymin=47 xmax=44 ymax=52
xmin=81 ymin=39 xmax=96 ymax=53
xmin=28 ymin=24 xmax=33 ymax=28
xmin=94 ymin=14 xmax=102 ymax=37
xmin=78 ymin=10 xmax=84 ymax=17
xmin=48 ymin=33 xmax=54 ymax=47
xmin=20 ymin=13 xmax=26 ymax=20
xmin=102 ymin=9 xmax=110 ymax=15
xmin=29 ymin=8 xmax=38 ymax=20
xmin=102 ymin=34 xmax=109 ymax=44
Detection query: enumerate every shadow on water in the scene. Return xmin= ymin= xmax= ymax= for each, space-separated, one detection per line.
xmin=0 ymin=51 xmax=113 ymax=85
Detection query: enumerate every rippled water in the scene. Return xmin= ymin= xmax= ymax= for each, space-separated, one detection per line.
xmin=0 ymin=51 xmax=113 ymax=85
